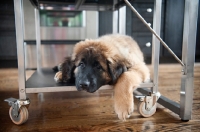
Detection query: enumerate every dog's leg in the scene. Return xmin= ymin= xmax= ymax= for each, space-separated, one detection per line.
xmin=134 ymin=62 xmax=150 ymax=83
xmin=54 ymin=57 xmax=75 ymax=83
xmin=114 ymin=69 xmax=143 ymax=121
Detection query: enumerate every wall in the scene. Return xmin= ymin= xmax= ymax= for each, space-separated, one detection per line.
xmin=0 ymin=0 xmax=17 ymax=67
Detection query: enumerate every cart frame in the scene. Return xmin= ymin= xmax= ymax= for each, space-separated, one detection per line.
xmin=8 ymin=0 xmax=199 ymax=123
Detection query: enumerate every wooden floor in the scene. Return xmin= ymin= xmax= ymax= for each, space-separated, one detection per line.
xmin=0 ymin=64 xmax=200 ymax=132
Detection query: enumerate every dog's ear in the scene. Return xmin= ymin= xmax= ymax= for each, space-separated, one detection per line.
xmin=107 ymin=59 xmax=127 ymax=84
xmin=61 ymin=57 xmax=75 ymax=83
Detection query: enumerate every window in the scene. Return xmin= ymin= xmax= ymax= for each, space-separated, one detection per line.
xmin=40 ymin=11 xmax=84 ymax=27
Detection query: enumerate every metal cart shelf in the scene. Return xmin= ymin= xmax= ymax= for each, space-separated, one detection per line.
xmin=5 ymin=0 xmax=199 ymax=125
xmin=26 ymin=68 xmax=153 ymax=93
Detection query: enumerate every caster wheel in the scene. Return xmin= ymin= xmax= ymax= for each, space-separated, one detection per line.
xmin=9 ymin=106 xmax=29 ymax=125
xmin=137 ymin=101 xmax=156 ymax=117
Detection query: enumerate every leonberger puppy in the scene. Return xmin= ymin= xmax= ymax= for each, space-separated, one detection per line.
xmin=54 ymin=34 xmax=150 ymax=120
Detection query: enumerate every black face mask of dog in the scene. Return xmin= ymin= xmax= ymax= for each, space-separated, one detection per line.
xmin=73 ymin=49 xmax=127 ymax=93
xmin=75 ymin=59 xmax=106 ymax=93
xmin=74 ymin=49 xmax=109 ymax=93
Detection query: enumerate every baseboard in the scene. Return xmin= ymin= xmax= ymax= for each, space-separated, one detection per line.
xmin=0 ymin=60 xmax=18 ymax=68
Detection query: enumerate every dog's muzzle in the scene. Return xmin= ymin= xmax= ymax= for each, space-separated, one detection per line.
xmin=78 ymin=80 xmax=90 ymax=91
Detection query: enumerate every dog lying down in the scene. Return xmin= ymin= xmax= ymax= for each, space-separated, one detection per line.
xmin=54 ymin=34 xmax=150 ymax=121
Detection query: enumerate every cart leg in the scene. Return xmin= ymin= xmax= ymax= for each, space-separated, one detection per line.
xmin=151 ymin=0 xmax=162 ymax=94
xmin=113 ymin=8 xmax=119 ymax=33
xmin=139 ymin=0 xmax=162 ymax=116
xmin=119 ymin=6 xmax=126 ymax=34
xmin=35 ymin=8 xmax=42 ymax=71
xmin=180 ymin=0 xmax=199 ymax=121
xmin=14 ymin=0 xmax=27 ymax=100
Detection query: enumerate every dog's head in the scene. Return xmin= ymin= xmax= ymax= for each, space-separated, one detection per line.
xmin=72 ymin=40 xmax=127 ymax=93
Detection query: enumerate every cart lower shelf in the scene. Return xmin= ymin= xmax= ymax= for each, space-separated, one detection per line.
xmin=25 ymin=68 xmax=154 ymax=93
xmin=25 ymin=68 xmax=77 ymax=93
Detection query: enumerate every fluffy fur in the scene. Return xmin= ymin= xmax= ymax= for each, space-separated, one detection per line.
xmin=54 ymin=34 xmax=150 ymax=120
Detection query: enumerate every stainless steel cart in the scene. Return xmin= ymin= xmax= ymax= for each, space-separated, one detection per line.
xmin=5 ymin=0 xmax=199 ymax=125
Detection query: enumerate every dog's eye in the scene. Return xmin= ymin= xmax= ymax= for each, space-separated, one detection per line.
xmin=94 ymin=62 xmax=102 ymax=70
xmin=78 ymin=62 xmax=85 ymax=68
xmin=96 ymin=65 xmax=102 ymax=70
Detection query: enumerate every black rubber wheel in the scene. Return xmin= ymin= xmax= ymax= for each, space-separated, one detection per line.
xmin=181 ymin=119 xmax=189 ymax=122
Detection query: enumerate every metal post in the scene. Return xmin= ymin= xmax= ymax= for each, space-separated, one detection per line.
xmin=13 ymin=0 xmax=26 ymax=99
xmin=112 ymin=0 xmax=119 ymax=33
xmin=113 ymin=9 xmax=119 ymax=33
xmin=151 ymin=0 xmax=162 ymax=93
xmin=180 ymin=0 xmax=199 ymax=121
xmin=119 ymin=6 xmax=126 ymax=35
xmin=35 ymin=8 xmax=42 ymax=71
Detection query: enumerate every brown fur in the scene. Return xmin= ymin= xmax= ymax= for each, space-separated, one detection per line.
xmin=54 ymin=34 xmax=150 ymax=120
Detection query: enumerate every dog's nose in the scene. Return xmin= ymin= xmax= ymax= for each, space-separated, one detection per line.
xmin=79 ymin=80 xmax=90 ymax=89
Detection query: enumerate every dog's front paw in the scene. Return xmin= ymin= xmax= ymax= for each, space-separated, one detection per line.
xmin=54 ymin=71 xmax=62 ymax=83
xmin=114 ymin=93 xmax=134 ymax=121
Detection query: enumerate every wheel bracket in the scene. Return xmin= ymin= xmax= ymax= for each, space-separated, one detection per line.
xmin=137 ymin=92 xmax=161 ymax=111
xmin=4 ymin=97 xmax=30 ymax=117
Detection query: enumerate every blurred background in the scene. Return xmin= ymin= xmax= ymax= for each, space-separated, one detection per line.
xmin=0 ymin=0 xmax=200 ymax=68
